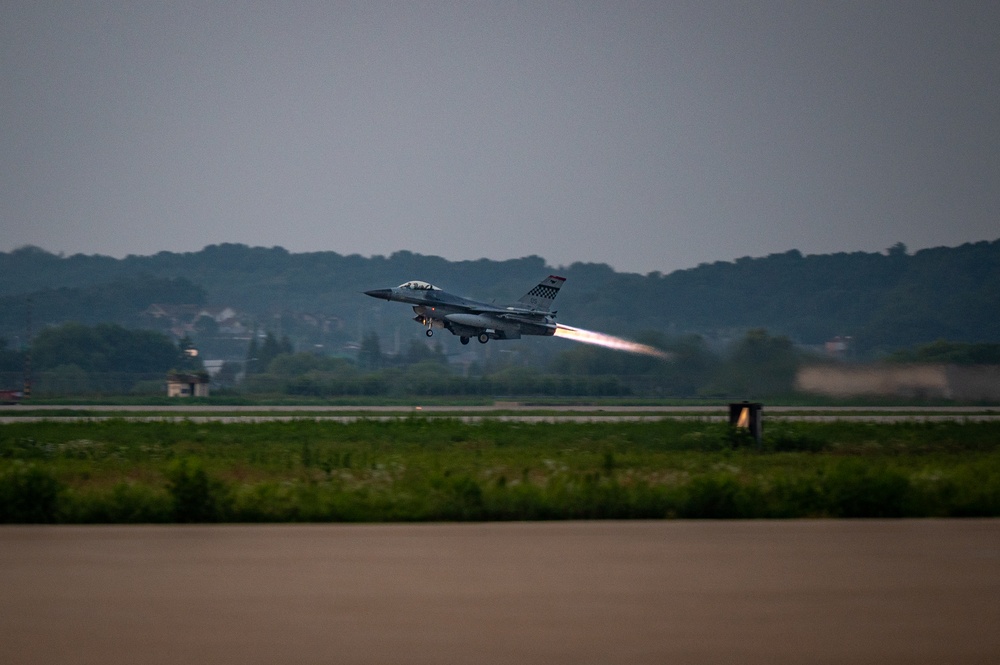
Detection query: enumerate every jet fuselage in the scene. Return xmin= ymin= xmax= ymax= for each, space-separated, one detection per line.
xmin=364 ymin=277 xmax=565 ymax=344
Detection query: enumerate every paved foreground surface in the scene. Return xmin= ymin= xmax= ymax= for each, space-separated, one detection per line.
xmin=2 ymin=521 xmax=998 ymax=664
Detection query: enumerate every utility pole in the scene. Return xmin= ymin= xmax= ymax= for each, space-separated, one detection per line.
xmin=23 ymin=298 xmax=32 ymax=399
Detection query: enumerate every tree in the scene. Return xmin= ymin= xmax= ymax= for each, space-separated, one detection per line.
xmin=258 ymin=332 xmax=283 ymax=370
xmin=887 ymin=242 xmax=908 ymax=257
xmin=887 ymin=340 xmax=1000 ymax=365
xmin=0 ymin=337 xmax=23 ymax=372
xmin=654 ymin=334 xmax=718 ymax=396
xmin=714 ymin=329 xmax=801 ymax=397
xmin=358 ymin=332 xmax=383 ymax=371
xmin=245 ymin=331 xmax=261 ymax=375
xmin=193 ymin=315 xmax=219 ymax=336
xmin=175 ymin=335 xmax=204 ymax=372
xmin=404 ymin=339 xmax=447 ymax=366
xmin=32 ymin=323 xmax=180 ymax=374
xmin=41 ymin=364 xmax=90 ymax=395
xmin=214 ymin=361 xmax=242 ymax=386
xmin=267 ymin=352 xmax=350 ymax=377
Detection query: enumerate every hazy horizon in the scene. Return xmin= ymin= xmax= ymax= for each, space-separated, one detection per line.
xmin=5 ymin=236 xmax=997 ymax=278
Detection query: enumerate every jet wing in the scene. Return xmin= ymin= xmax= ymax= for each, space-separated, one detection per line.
xmin=459 ymin=303 xmax=551 ymax=320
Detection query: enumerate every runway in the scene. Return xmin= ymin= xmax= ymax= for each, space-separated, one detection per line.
xmin=2 ymin=404 xmax=999 ymax=423
xmin=2 ymin=521 xmax=998 ymax=664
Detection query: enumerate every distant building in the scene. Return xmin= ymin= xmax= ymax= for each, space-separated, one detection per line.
xmin=824 ymin=336 xmax=852 ymax=358
xmin=202 ymin=359 xmax=226 ymax=377
xmin=195 ymin=307 xmax=248 ymax=335
xmin=167 ymin=372 xmax=210 ymax=398
xmin=196 ymin=306 xmax=238 ymax=322
xmin=143 ymin=304 xmax=248 ymax=338
xmin=142 ymin=304 xmax=201 ymax=338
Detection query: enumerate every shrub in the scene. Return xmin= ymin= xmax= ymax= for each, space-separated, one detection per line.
xmin=679 ymin=474 xmax=759 ymax=519
xmin=0 ymin=463 xmax=64 ymax=523
xmin=821 ymin=461 xmax=913 ymax=517
xmin=165 ymin=458 xmax=229 ymax=522
xmin=64 ymin=483 xmax=171 ymax=523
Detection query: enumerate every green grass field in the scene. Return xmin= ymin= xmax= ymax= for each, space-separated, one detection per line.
xmin=2 ymin=418 xmax=999 ymax=522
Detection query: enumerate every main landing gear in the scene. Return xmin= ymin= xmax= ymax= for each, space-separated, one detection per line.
xmin=478 ymin=333 xmax=490 ymax=344
xmin=460 ymin=336 xmax=470 ymax=345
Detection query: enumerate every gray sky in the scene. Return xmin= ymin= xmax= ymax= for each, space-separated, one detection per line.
xmin=3 ymin=1 xmax=999 ymax=275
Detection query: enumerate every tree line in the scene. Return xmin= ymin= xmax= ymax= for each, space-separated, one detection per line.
xmin=7 ymin=321 xmax=997 ymax=399
xmin=0 ymin=323 xmax=203 ymax=396
xmin=2 ymin=239 xmax=999 ymax=356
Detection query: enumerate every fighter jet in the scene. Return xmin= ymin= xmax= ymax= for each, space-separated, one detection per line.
xmin=364 ymin=275 xmax=566 ymax=345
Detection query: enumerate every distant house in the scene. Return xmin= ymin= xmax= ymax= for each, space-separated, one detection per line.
xmin=167 ymin=372 xmax=210 ymax=398
xmin=196 ymin=307 xmax=248 ymax=333
xmin=824 ymin=336 xmax=852 ymax=357
xmin=142 ymin=304 xmax=201 ymax=337
xmin=143 ymin=304 xmax=248 ymax=338
xmin=196 ymin=306 xmax=238 ymax=322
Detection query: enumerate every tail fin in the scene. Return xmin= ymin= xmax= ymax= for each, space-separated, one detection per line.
xmin=517 ymin=275 xmax=566 ymax=312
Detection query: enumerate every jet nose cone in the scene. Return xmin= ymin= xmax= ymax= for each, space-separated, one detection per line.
xmin=364 ymin=288 xmax=393 ymax=301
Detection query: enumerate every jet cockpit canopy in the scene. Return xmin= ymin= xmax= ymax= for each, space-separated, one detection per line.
xmin=398 ymin=280 xmax=441 ymax=291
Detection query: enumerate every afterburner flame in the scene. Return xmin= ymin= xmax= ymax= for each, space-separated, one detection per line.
xmin=554 ymin=324 xmax=672 ymax=360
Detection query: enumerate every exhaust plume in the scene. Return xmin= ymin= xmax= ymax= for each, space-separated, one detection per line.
xmin=553 ymin=324 xmax=672 ymax=360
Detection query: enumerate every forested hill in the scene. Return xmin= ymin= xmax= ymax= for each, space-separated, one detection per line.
xmin=1 ymin=239 xmax=998 ymax=352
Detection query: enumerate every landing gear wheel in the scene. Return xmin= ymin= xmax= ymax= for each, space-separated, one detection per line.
xmin=477 ymin=333 xmax=490 ymax=344
xmin=460 ymin=336 xmax=470 ymax=345
xmin=425 ymin=329 xmax=434 ymax=337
